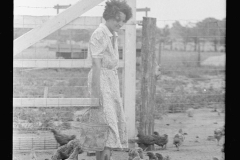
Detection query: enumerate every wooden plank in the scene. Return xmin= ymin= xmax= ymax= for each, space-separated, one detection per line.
xmin=13 ymin=98 xmax=100 ymax=107
xmin=13 ymin=59 xmax=124 ymax=68
xmin=14 ymin=0 xmax=105 ymax=55
xmin=122 ymin=0 xmax=136 ymax=146
xmin=136 ymin=7 xmax=150 ymax=12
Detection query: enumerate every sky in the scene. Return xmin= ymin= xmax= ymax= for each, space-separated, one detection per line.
xmin=14 ymin=0 xmax=226 ymax=27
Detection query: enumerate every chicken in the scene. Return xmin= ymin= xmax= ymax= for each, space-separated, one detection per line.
xmin=51 ymin=139 xmax=83 ymax=160
xmin=136 ymin=147 xmax=144 ymax=159
xmin=214 ymin=126 xmax=224 ymax=145
xmin=155 ymin=153 xmax=163 ymax=160
xmin=173 ymin=129 xmax=187 ymax=151
xmin=152 ymin=132 xmax=168 ymax=149
xmin=155 ymin=153 xmax=170 ymax=160
xmin=128 ymin=149 xmax=141 ymax=160
xmin=164 ymin=155 xmax=170 ymax=160
xmin=30 ymin=148 xmax=37 ymax=160
xmin=50 ymin=128 xmax=76 ymax=146
xmin=146 ymin=152 xmax=157 ymax=160
xmin=128 ymin=147 xmax=144 ymax=160
xmin=212 ymin=157 xmax=219 ymax=160
xmin=186 ymin=108 xmax=194 ymax=117
xmin=136 ymin=133 xmax=156 ymax=151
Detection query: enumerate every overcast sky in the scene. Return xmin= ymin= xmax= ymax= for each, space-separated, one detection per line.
xmin=14 ymin=0 xmax=226 ymax=27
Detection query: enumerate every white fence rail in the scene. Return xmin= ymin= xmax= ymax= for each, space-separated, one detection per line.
xmin=13 ymin=59 xmax=124 ymax=68
xmin=13 ymin=98 xmax=99 ymax=107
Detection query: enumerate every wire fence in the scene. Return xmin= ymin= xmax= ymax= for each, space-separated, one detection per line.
xmin=13 ymin=16 xmax=225 ymax=107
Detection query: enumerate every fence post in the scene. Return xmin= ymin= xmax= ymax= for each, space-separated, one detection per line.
xmin=197 ymin=37 xmax=201 ymax=67
xmin=122 ymin=0 xmax=136 ymax=149
xmin=32 ymin=137 xmax=34 ymax=149
xmin=43 ymin=80 xmax=48 ymax=98
xmin=19 ymin=138 xmax=21 ymax=150
xmin=158 ymin=42 xmax=162 ymax=65
xmin=44 ymin=137 xmax=46 ymax=150
xmin=139 ymin=17 xmax=157 ymax=145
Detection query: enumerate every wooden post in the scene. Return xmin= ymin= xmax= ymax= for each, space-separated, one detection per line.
xmin=122 ymin=0 xmax=136 ymax=149
xmin=44 ymin=137 xmax=46 ymax=150
xmin=19 ymin=138 xmax=21 ymax=150
xmin=43 ymin=81 xmax=48 ymax=98
xmin=139 ymin=17 xmax=157 ymax=142
xmin=197 ymin=37 xmax=201 ymax=67
xmin=43 ymin=87 xmax=48 ymax=98
xmin=136 ymin=7 xmax=150 ymax=17
xmin=53 ymin=4 xmax=71 ymax=14
xmin=158 ymin=42 xmax=162 ymax=64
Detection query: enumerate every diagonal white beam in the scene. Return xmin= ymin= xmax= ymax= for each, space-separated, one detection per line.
xmin=14 ymin=0 xmax=104 ymax=56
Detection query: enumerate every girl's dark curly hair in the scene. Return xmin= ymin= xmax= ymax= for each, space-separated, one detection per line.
xmin=103 ymin=0 xmax=132 ymax=22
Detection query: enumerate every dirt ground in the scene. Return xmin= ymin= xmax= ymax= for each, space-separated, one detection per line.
xmin=13 ymin=107 xmax=225 ymax=160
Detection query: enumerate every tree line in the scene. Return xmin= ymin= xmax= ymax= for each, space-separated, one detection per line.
xmin=137 ymin=17 xmax=226 ymax=52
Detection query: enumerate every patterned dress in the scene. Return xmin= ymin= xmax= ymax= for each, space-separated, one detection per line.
xmin=88 ymin=23 xmax=128 ymax=149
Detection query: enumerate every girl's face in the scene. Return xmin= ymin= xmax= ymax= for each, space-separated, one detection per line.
xmin=107 ymin=12 xmax=126 ymax=33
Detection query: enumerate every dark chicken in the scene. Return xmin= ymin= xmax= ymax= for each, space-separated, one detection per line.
xmin=51 ymin=139 xmax=83 ymax=160
xmin=155 ymin=153 xmax=170 ymax=160
xmin=155 ymin=153 xmax=163 ymax=160
xmin=152 ymin=132 xmax=168 ymax=149
xmin=50 ymin=128 xmax=76 ymax=146
xmin=136 ymin=133 xmax=156 ymax=151
xmin=146 ymin=152 xmax=157 ymax=160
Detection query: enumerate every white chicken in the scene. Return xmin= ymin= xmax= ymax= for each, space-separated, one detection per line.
xmin=186 ymin=108 xmax=194 ymax=117
xmin=173 ymin=129 xmax=187 ymax=151
xmin=214 ymin=126 xmax=225 ymax=145
xmin=128 ymin=147 xmax=144 ymax=160
xmin=30 ymin=148 xmax=37 ymax=160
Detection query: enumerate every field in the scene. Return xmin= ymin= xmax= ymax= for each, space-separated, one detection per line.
xmin=13 ymin=50 xmax=225 ymax=160
xmin=13 ymin=107 xmax=225 ymax=160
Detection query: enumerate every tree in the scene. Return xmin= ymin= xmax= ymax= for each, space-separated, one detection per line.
xmin=218 ymin=18 xmax=226 ymax=47
xmin=156 ymin=25 xmax=170 ymax=43
xmin=154 ymin=25 xmax=170 ymax=65
xmin=170 ymin=21 xmax=191 ymax=51
xmin=196 ymin=17 xmax=222 ymax=52
xmin=189 ymin=27 xmax=198 ymax=51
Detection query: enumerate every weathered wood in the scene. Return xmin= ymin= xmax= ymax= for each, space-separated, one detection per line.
xmin=43 ymin=87 xmax=48 ymax=98
xmin=13 ymin=98 xmax=99 ymax=107
xmin=158 ymin=43 xmax=162 ymax=65
xmin=14 ymin=0 xmax=105 ymax=55
xmin=13 ymin=59 xmax=124 ymax=68
xmin=139 ymin=17 xmax=157 ymax=138
xmin=197 ymin=37 xmax=201 ymax=67
xmin=122 ymin=0 xmax=136 ymax=147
